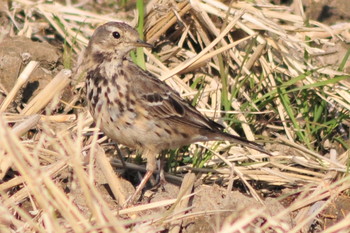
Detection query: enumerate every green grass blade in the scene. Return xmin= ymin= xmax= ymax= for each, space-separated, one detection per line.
xmin=132 ymin=0 xmax=146 ymax=69
xmin=338 ymin=48 xmax=350 ymax=72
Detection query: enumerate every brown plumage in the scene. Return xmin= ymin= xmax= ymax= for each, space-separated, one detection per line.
xmin=83 ymin=22 xmax=271 ymax=205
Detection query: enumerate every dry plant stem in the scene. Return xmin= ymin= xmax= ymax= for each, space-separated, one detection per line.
xmin=40 ymin=114 xmax=76 ymax=123
xmin=195 ymin=3 xmax=271 ymax=109
xmin=331 ymin=89 xmax=350 ymax=111
xmin=230 ymin=99 xmax=255 ymax=143
xmin=283 ymin=178 xmax=350 ymax=233
xmin=94 ymin=144 xmax=130 ymax=206
xmin=277 ymin=134 xmax=346 ymax=170
xmin=144 ymin=49 xmax=194 ymax=93
xmin=169 ymin=173 xmax=196 ymax=233
xmin=0 ymin=117 xmax=67 ymax=231
xmin=197 ymin=143 xmax=264 ymax=204
xmin=160 ymin=10 xmax=245 ymax=81
xmin=21 ymin=69 xmax=71 ymax=115
xmin=1 ymin=159 xmax=68 ymax=204
xmin=146 ymin=1 xmax=191 ymax=43
xmin=117 ymin=194 xmax=194 ymax=216
xmin=268 ymin=162 xmax=325 ymax=178
xmin=293 ymin=150 xmax=347 ymax=232
xmin=68 ymin=117 xmax=125 ymax=233
xmin=244 ymin=43 xmax=265 ymax=71
xmin=289 ymin=179 xmax=350 ymax=213
xmin=44 ymin=2 xmax=121 ymax=24
xmin=292 ymin=199 xmax=330 ymax=233
xmin=124 ymin=170 xmax=154 ymax=207
xmin=192 ymin=5 xmax=260 ymax=76
xmin=0 ymin=61 xmax=39 ymax=112
xmin=180 ymin=35 xmax=255 ymax=73
xmin=0 ymin=82 xmax=8 ymax=95
xmin=0 ymin=115 xmax=39 ymax=179
xmin=0 ymin=150 xmax=12 ymax=180
xmin=12 ymin=114 xmax=40 ymax=136
xmin=261 ymin=59 xmax=294 ymax=141
xmin=37 ymin=5 xmax=83 ymax=53
xmin=179 ymin=163 xmax=322 ymax=184
xmin=224 ymin=168 xmax=235 ymax=205
xmin=219 ymin=208 xmax=266 ymax=233
xmin=321 ymin=213 xmax=350 ymax=233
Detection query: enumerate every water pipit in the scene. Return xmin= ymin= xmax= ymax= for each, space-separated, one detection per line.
xmin=83 ymin=22 xmax=271 ymax=205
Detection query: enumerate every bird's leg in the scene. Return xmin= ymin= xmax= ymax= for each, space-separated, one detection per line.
xmin=159 ymin=157 xmax=167 ymax=191
xmin=114 ymin=143 xmax=127 ymax=169
xmin=150 ymin=156 xmax=167 ymax=191
xmin=124 ymin=150 xmax=156 ymax=206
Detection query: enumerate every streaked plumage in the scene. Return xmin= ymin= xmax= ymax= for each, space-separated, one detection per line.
xmin=83 ymin=22 xmax=270 ymax=205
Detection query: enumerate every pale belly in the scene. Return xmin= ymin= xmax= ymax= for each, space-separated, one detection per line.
xmin=90 ymin=100 xmax=192 ymax=152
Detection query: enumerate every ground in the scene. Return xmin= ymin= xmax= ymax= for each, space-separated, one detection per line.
xmin=0 ymin=0 xmax=349 ymax=232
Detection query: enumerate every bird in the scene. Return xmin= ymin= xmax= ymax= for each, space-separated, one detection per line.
xmin=83 ymin=21 xmax=271 ymax=205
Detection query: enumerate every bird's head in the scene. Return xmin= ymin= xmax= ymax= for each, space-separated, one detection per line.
xmin=86 ymin=22 xmax=152 ymax=62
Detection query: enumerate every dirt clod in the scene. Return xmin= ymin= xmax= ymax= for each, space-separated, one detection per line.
xmin=0 ymin=36 xmax=61 ymax=109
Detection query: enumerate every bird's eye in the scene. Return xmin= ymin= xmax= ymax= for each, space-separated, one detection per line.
xmin=112 ymin=31 xmax=120 ymax=39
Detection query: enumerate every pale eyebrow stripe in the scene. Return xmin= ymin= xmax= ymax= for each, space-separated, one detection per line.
xmin=106 ymin=26 xmax=116 ymax=32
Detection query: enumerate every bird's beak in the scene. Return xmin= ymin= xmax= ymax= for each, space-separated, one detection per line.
xmin=133 ymin=39 xmax=153 ymax=48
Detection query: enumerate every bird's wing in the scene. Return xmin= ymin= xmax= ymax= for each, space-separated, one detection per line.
xmin=131 ymin=66 xmax=223 ymax=131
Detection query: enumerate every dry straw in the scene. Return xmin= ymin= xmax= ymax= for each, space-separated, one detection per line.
xmin=0 ymin=0 xmax=349 ymax=232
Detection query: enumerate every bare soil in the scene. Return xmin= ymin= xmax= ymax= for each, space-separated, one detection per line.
xmin=0 ymin=36 xmax=61 ymax=110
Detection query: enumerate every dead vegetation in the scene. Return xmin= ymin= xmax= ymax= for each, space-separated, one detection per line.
xmin=0 ymin=0 xmax=349 ymax=232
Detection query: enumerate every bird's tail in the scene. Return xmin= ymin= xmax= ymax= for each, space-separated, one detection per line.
xmin=206 ymin=131 xmax=272 ymax=156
